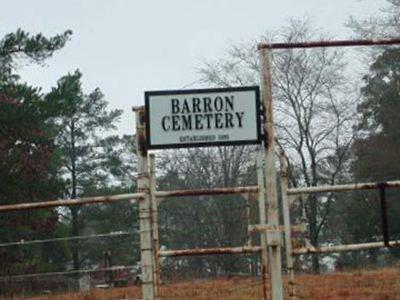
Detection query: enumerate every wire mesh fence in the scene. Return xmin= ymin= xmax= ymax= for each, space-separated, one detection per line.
xmin=0 ymin=201 xmax=142 ymax=299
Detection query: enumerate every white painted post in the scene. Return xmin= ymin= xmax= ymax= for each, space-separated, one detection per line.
xmin=135 ymin=108 xmax=155 ymax=300
xmin=257 ymin=150 xmax=269 ymax=300
xmin=149 ymin=154 xmax=160 ymax=298
xmin=280 ymin=151 xmax=296 ymax=300
xmin=259 ymin=47 xmax=284 ymax=300
xmin=243 ymin=192 xmax=254 ymax=274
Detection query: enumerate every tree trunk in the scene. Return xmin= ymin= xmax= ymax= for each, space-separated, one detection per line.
xmin=71 ymin=206 xmax=80 ymax=271
xmin=70 ymin=121 xmax=80 ymax=271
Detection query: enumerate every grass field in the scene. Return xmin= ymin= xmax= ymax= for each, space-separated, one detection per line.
xmin=12 ymin=268 xmax=400 ymax=300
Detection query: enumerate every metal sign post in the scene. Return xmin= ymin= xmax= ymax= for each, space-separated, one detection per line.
xmin=257 ymin=150 xmax=270 ymax=300
xmin=135 ymin=107 xmax=156 ymax=300
xmin=280 ymin=151 xmax=296 ymax=300
xmin=259 ymin=47 xmax=284 ymax=300
xmin=149 ymin=154 xmax=161 ymax=298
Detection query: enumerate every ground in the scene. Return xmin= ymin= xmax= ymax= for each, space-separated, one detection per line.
xmin=11 ymin=268 xmax=400 ymax=300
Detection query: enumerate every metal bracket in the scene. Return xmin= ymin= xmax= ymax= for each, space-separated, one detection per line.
xmin=267 ymin=228 xmax=281 ymax=246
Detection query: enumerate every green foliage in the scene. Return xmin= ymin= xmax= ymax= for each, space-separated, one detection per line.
xmin=0 ymin=29 xmax=71 ymax=84
xmin=355 ymin=48 xmax=400 ymax=182
xmin=355 ymin=48 xmax=400 ymax=247
xmin=0 ymin=86 xmax=61 ymax=203
xmin=45 ymin=70 xmax=138 ymax=271
xmin=0 ymin=29 xmax=72 ymax=276
xmin=331 ymin=48 xmax=400 ymax=267
xmin=46 ymin=70 xmax=126 ymax=197
xmin=1 ymin=28 xmax=138 ymax=280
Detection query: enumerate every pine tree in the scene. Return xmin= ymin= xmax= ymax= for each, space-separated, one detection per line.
xmin=0 ymin=29 xmax=71 ymax=276
xmin=46 ymin=70 xmax=127 ymax=270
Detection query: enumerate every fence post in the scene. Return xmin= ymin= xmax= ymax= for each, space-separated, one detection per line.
xmin=149 ymin=153 xmax=161 ymax=298
xmin=135 ymin=107 xmax=155 ymax=300
xmin=257 ymin=150 xmax=269 ymax=300
xmin=259 ymin=47 xmax=284 ymax=300
xmin=280 ymin=151 xmax=296 ymax=299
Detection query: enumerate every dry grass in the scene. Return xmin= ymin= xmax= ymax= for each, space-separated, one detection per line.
xmin=12 ymin=287 xmax=141 ymax=300
xmin=297 ymin=268 xmax=400 ymax=300
xmin=12 ymin=268 xmax=400 ymax=300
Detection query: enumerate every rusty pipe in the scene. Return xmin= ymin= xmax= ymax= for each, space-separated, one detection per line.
xmin=258 ymin=38 xmax=400 ymax=50
xmin=293 ymin=240 xmax=400 ymax=255
xmin=287 ymin=180 xmax=400 ymax=195
xmin=0 ymin=193 xmax=144 ymax=213
xmin=158 ymin=246 xmax=261 ymax=257
xmin=156 ymin=186 xmax=258 ymax=198
xmin=0 ymin=186 xmax=259 ymax=213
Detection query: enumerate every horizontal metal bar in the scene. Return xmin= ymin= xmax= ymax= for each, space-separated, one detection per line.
xmin=293 ymin=240 xmax=400 ymax=255
xmin=0 ymin=186 xmax=258 ymax=213
xmin=258 ymin=38 xmax=400 ymax=50
xmin=0 ymin=193 xmax=145 ymax=213
xmin=156 ymin=186 xmax=258 ymax=198
xmin=287 ymin=180 xmax=400 ymax=195
xmin=158 ymin=246 xmax=261 ymax=257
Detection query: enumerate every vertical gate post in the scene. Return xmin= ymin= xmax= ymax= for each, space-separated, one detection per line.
xmin=135 ymin=108 xmax=155 ymax=300
xmin=149 ymin=154 xmax=161 ymax=298
xmin=257 ymin=150 xmax=270 ymax=300
xmin=259 ymin=47 xmax=284 ymax=300
xmin=280 ymin=151 xmax=296 ymax=299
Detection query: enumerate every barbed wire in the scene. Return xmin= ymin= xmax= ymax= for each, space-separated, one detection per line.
xmin=0 ymin=265 xmax=138 ymax=281
xmin=0 ymin=231 xmax=139 ymax=248
xmin=159 ymin=204 xmax=254 ymax=219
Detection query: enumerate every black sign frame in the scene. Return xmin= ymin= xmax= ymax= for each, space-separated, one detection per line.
xmin=145 ymin=86 xmax=262 ymax=149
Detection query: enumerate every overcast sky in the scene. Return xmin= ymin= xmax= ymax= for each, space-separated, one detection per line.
xmin=0 ymin=0 xmax=386 ymax=135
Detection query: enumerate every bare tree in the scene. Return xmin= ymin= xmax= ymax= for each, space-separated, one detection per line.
xmin=347 ymin=0 xmax=400 ymax=39
xmin=198 ymin=18 xmax=356 ymax=272
xmin=156 ymin=146 xmax=259 ymax=277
